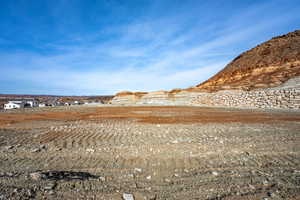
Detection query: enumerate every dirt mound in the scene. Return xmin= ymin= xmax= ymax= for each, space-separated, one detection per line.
xmin=194 ymin=30 xmax=300 ymax=92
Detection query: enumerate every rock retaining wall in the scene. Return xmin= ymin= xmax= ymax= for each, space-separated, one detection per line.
xmin=111 ymin=77 xmax=300 ymax=110
xmin=191 ymin=88 xmax=300 ymax=109
xmin=191 ymin=77 xmax=300 ymax=109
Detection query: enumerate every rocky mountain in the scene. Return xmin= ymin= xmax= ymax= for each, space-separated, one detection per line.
xmin=111 ymin=30 xmax=300 ymax=109
xmin=193 ymin=30 xmax=300 ymax=92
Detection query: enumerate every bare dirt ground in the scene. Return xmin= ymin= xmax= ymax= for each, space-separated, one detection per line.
xmin=0 ymin=106 xmax=299 ymax=200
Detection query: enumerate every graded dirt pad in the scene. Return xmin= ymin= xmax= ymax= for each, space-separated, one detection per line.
xmin=0 ymin=106 xmax=300 ymax=199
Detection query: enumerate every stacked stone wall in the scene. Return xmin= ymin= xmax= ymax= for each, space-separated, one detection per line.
xmin=191 ymin=88 xmax=300 ymax=109
xmin=111 ymin=77 xmax=300 ymax=110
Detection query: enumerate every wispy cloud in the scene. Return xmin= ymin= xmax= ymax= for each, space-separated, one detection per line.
xmin=0 ymin=0 xmax=299 ymax=95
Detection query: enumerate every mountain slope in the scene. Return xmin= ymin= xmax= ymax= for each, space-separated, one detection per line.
xmin=194 ymin=30 xmax=300 ymax=92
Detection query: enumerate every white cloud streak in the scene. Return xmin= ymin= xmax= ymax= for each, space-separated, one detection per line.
xmin=0 ymin=0 xmax=299 ymax=95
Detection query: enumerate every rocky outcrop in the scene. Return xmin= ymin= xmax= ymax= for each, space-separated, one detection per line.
xmin=111 ymin=91 xmax=147 ymax=104
xmin=111 ymin=30 xmax=300 ymax=110
xmin=111 ymin=90 xmax=198 ymax=105
xmin=136 ymin=91 xmax=199 ymax=105
xmin=195 ymin=30 xmax=300 ymax=92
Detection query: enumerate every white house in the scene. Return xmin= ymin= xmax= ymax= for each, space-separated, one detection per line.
xmin=4 ymin=101 xmax=24 ymax=110
xmin=26 ymin=100 xmax=34 ymax=107
xmin=4 ymin=98 xmax=38 ymax=110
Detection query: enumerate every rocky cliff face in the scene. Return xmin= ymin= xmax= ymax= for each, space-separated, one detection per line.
xmin=111 ymin=90 xmax=198 ymax=105
xmin=111 ymin=92 xmax=147 ymax=104
xmin=111 ymin=30 xmax=300 ymax=109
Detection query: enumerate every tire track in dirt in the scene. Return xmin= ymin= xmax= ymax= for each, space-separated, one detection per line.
xmin=1 ymin=107 xmax=300 ymax=199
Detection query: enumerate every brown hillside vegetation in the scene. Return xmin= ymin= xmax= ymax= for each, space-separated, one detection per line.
xmin=195 ymin=30 xmax=300 ymax=92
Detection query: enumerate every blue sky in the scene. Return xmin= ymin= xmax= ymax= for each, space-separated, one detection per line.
xmin=0 ymin=0 xmax=299 ymax=95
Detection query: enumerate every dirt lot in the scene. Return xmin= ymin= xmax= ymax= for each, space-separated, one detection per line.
xmin=0 ymin=106 xmax=300 ymax=200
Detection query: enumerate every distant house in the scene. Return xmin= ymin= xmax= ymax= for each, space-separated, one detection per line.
xmin=39 ymin=103 xmax=46 ymax=107
xmin=56 ymin=102 xmax=63 ymax=106
xmin=25 ymin=100 xmax=35 ymax=107
xmin=4 ymin=98 xmax=38 ymax=110
xmin=4 ymin=101 xmax=24 ymax=110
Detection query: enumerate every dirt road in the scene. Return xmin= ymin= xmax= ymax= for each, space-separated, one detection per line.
xmin=0 ymin=106 xmax=299 ymax=199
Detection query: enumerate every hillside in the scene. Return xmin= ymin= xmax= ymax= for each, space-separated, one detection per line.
xmin=194 ymin=30 xmax=300 ymax=92
xmin=112 ymin=30 xmax=300 ymax=109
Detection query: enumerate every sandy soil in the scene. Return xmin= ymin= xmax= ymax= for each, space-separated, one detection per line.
xmin=0 ymin=106 xmax=299 ymax=200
